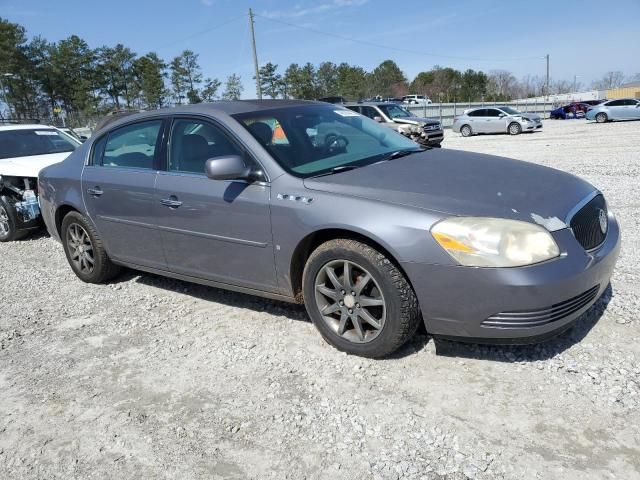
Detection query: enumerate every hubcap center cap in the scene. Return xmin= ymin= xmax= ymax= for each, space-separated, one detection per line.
xmin=344 ymin=295 xmax=356 ymax=309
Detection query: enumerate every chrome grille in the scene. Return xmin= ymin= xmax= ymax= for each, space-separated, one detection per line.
xmin=482 ymin=285 xmax=600 ymax=328
xmin=570 ymin=194 xmax=607 ymax=250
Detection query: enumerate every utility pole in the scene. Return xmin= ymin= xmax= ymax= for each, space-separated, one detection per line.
xmin=545 ymin=54 xmax=550 ymax=100
xmin=248 ymin=8 xmax=262 ymax=100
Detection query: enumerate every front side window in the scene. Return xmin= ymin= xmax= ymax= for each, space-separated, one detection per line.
xmin=359 ymin=106 xmax=379 ymax=119
xmin=234 ymin=104 xmax=418 ymax=178
xmin=486 ymin=109 xmax=502 ymax=117
xmin=606 ymin=100 xmax=624 ymax=107
xmin=498 ymin=106 xmax=521 ymax=115
xmin=0 ymin=129 xmax=79 ymax=159
xmin=169 ymin=119 xmax=243 ymax=174
xmin=103 ymin=120 xmax=162 ymax=169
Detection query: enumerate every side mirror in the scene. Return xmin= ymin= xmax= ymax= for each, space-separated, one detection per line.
xmin=373 ymin=116 xmax=384 ymax=123
xmin=205 ymin=155 xmax=252 ymax=181
xmin=499 ymin=113 xmax=506 ymax=118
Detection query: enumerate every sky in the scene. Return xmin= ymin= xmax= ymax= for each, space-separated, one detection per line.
xmin=2 ymin=0 xmax=639 ymax=97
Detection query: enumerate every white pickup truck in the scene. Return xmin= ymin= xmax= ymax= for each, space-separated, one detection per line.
xmin=0 ymin=124 xmax=81 ymax=241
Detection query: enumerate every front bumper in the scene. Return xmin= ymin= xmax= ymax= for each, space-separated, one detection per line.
xmin=401 ymin=213 xmax=620 ymax=341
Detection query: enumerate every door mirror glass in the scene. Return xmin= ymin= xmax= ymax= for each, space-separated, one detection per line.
xmin=499 ymin=113 xmax=506 ymax=117
xmin=205 ymin=155 xmax=251 ymax=181
xmin=373 ymin=116 xmax=383 ymax=123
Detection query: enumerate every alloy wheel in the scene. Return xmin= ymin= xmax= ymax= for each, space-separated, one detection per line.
xmin=314 ymin=259 xmax=386 ymax=344
xmin=509 ymin=123 xmax=521 ymax=135
xmin=67 ymin=223 xmax=95 ymax=274
xmin=0 ymin=206 xmax=9 ymax=237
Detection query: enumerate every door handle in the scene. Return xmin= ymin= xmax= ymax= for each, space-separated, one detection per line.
xmin=87 ymin=187 xmax=103 ymax=196
xmin=160 ymin=196 xmax=182 ymax=208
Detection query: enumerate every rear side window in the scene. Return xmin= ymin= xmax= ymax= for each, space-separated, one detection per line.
xmin=103 ymin=120 xmax=163 ymax=169
xmin=606 ymin=100 xmax=624 ymax=107
xmin=468 ymin=109 xmax=486 ymax=117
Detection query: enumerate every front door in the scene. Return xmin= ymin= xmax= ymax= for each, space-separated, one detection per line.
xmin=485 ymin=108 xmax=508 ymax=133
xmin=82 ymin=119 xmax=166 ymax=269
xmin=154 ymin=117 xmax=277 ymax=292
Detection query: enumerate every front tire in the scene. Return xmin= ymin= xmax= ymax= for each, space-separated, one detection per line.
xmin=0 ymin=197 xmax=28 ymax=242
xmin=61 ymin=211 xmax=121 ymax=283
xmin=460 ymin=125 xmax=472 ymax=137
xmin=595 ymin=112 xmax=608 ymax=123
xmin=302 ymin=239 xmax=421 ymax=358
xmin=508 ymin=122 xmax=522 ymax=135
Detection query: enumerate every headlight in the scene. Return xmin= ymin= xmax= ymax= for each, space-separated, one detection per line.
xmin=431 ymin=217 xmax=560 ymax=267
xmin=520 ymin=116 xmax=531 ymax=122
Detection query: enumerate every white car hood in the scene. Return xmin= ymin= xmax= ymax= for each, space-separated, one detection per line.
xmin=0 ymin=152 xmax=70 ymax=178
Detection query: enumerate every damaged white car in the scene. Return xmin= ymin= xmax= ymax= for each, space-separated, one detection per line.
xmin=0 ymin=124 xmax=80 ymax=241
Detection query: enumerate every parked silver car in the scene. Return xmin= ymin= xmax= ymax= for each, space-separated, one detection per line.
xmin=39 ymin=101 xmax=619 ymax=358
xmin=345 ymin=102 xmax=443 ymax=147
xmin=453 ymin=106 xmax=542 ymax=136
xmin=585 ymin=98 xmax=640 ymax=123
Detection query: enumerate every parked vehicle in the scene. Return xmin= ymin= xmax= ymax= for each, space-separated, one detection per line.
xmin=58 ymin=127 xmax=90 ymax=142
xmin=402 ymin=94 xmax=432 ymax=105
xmin=345 ymin=102 xmax=443 ymax=147
xmin=452 ymin=106 xmax=542 ymax=136
xmin=585 ymin=98 xmax=640 ymax=123
xmin=318 ymin=96 xmax=345 ymax=104
xmin=0 ymin=124 xmax=81 ymax=241
xmin=40 ymin=101 xmax=619 ymax=358
xmin=549 ymin=103 xmax=591 ymax=120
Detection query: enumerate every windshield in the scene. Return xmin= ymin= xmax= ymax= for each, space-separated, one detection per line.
xmin=233 ymin=105 xmax=419 ymax=178
xmin=498 ymin=106 xmax=521 ymax=115
xmin=378 ymin=104 xmax=414 ymax=119
xmin=0 ymin=129 xmax=80 ymax=159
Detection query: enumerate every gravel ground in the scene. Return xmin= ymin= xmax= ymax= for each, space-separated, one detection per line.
xmin=1 ymin=119 xmax=639 ymax=480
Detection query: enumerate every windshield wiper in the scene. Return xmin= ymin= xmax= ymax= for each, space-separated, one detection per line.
xmin=307 ymin=164 xmax=360 ymax=178
xmin=384 ymin=148 xmax=425 ymax=160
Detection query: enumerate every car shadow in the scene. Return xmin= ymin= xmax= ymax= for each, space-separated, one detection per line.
xmin=113 ymin=269 xmax=612 ymax=362
xmin=408 ymin=283 xmax=614 ymax=363
xmin=125 ymin=269 xmax=309 ymax=322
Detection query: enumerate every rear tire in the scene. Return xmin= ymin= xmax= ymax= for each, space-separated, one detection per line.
xmin=0 ymin=197 xmax=29 ymax=242
xmin=508 ymin=122 xmax=522 ymax=135
xmin=61 ymin=211 xmax=121 ymax=283
xmin=460 ymin=125 xmax=472 ymax=137
xmin=595 ymin=112 xmax=608 ymax=123
xmin=302 ymin=239 xmax=421 ymax=358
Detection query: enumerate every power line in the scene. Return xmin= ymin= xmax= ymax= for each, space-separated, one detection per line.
xmin=155 ymin=15 xmax=245 ymax=51
xmin=254 ymin=13 xmax=544 ymax=63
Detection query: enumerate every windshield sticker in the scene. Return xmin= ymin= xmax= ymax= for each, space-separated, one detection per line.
xmin=334 ymin=110 xmax=360 ymax=117
xmin=34 ymin=131 xmax=58 ymax=136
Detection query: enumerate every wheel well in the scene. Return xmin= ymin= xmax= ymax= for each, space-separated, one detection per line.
xmin=289 ymin=228 xmax=412 ymax=303
xmin=54 ymin=205 xmax=79 ymax=237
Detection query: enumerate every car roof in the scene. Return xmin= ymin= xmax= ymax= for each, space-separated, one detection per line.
xmin=96 ymin=100 xmax=325 ymax=133
xmin=343 ymin=101 xmax=398 ymax=107
xmin=0 ymin=124 xmax=58 ymax=132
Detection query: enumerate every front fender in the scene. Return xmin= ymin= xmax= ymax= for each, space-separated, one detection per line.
xmin=269 ymin=181 xmax=456 ymax=295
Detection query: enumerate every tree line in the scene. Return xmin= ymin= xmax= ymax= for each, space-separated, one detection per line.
xmin=1 ymin=16 xmax=637 ymax=127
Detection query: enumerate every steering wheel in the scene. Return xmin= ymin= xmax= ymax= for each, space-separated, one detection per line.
xmin=324 ymin=133 xmax=349 ymax=154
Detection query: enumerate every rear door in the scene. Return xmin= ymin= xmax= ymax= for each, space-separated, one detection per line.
xmin=154 ymin=116 xmax=278 ymax=292
xmin=605 ymin=100 xmax=625 ymax=119
xmin=485 ymin=108 xmax=507 ymax=133
xmin=467 ymin=109 xmax=487 ymax=132
xmin=81 ymin=119 xmax=166 ymax=269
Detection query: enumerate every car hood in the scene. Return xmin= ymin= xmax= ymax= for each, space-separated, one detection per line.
xmin=303 ymin=149 xmax=595 ymax=230
xmin=0 ymin=152 xmax=71 ymax=178
xmin=516 ymin=112 xmax=541 ymax=120
xmin=392 ymin=117 xmax=439 ymax=126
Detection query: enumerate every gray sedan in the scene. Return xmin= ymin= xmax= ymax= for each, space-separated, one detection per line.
xmin=39 ymin=101 xmax=619 ymax=358
xmin=453 ymin=106 xmax=542 ymax=136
